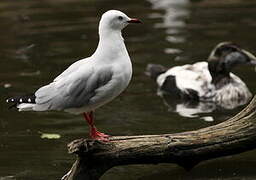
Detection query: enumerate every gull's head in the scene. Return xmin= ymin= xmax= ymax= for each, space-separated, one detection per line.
xmin=99 ymin=10 xmax=141 ymax=33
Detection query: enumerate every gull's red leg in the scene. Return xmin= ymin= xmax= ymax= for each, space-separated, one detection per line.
xmin=88 ymin=112 xmax=110 ymax=138
xmin=83 ymin=111 xmax=110 ymax=141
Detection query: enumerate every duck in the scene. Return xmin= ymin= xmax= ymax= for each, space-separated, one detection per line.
xmin=146 ymin=42 xmax=256 ymax=108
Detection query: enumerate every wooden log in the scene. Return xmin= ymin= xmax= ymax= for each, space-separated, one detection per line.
xmin=62 ymin=95 xmax=256 ymax=180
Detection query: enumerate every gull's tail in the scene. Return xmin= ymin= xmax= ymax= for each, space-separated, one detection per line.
xmin=6 ymin=94 xmax=36 ymax=111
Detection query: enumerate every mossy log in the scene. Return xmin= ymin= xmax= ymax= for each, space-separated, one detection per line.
xmin=62 ymin=95 xmax=256 ymax=180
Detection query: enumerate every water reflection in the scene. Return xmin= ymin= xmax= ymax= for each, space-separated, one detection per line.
xmin=148 ymin=0 xmax=190 ymax=29
xmin=147 ymin=0 xmax=190 ymax=55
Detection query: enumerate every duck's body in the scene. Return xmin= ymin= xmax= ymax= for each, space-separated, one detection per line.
xmin=156 ymin=61 xmax=251 ymax=108
xmin=147 ymin=42 xmax=256 ymax=107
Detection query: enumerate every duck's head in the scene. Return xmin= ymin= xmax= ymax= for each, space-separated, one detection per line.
xmin=207 ymin=42 xmax=256 ymax=83
xmin=99 ymin=10 xmax=141 ymax=35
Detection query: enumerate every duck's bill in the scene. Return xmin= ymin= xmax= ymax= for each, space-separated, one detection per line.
xmin=127 ymin=18 xmax=142 ymax=23
xmin=242 ymin=49 xmax=256 ymax=65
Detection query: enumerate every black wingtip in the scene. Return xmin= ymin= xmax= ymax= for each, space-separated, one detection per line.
xmin=6 ymin=98 xmax=17 ymax=109
xmin=5 ymin=94 xmax=36 ymax=110
xmin=6 ymin=98 xmax=15 ymax=103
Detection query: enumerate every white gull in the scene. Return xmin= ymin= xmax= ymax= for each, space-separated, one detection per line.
xmin=6 ymin=10 xmax=141 ymax=141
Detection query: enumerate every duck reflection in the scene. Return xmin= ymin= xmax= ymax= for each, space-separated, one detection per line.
xmin=159 ymin=91 xmax=249 ymax=122
xmin=159 ymin=93 xmax=216 ymax=121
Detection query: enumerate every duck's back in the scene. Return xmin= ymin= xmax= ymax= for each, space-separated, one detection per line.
xmin=213 ymin=73 xmax=252 ymax=108
xmin=157 ymin=61 xmax=252 ymax=107
xmin=157 ymin=62 xmax=214 ymax=99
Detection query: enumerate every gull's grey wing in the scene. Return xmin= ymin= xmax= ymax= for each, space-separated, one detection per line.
xmin=53 ymin=59 xmax=86 ymax=82
xmin=62 ymin=68 xmax=114 ymax=109
xmin=34 ymin=66 xmax=113 ymax=111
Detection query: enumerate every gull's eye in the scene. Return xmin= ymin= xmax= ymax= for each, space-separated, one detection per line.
xmin=118 ymin=16 xmax=123 ymax=21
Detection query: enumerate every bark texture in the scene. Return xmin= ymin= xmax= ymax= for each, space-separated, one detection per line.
xmin=62 ymin=95 xmax=256 ymax=180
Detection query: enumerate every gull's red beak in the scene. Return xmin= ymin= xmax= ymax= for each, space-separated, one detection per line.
xmin=127 ymin=18 xmax=142 ymax=24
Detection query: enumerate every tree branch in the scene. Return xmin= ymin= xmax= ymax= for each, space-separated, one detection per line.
xmin=62 ymin=95 xmax=256 ymax=180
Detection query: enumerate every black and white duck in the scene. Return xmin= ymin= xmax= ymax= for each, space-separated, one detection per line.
xmin=146 ymin=42 xmax=256 ymax=108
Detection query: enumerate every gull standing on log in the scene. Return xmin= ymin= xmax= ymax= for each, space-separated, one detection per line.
xmin=6 ymin=10 xmax=141 ymax=141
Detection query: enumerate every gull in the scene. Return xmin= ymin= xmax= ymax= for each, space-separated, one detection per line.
xmin=6 ymin=10 xmax=141 ymax=141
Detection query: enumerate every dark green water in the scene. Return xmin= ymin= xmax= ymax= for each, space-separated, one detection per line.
xmin=1 ymin=0 xmax=256 ymax=179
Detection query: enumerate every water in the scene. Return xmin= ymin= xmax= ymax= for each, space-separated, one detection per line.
xmin=1 ymin=0 xmax=256 ymax=179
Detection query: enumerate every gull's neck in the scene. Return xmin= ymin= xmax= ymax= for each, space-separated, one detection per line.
xmin=92 ymin=27 xmax=128 ymax=62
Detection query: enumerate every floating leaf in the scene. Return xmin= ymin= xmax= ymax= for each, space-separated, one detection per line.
xmin=4 ymin=83 xmax=12 ymax=88
xmin=40 ymin=133 xmax=61 ymax=139
xmin=0 ymin=175 xmax=16 ymax=180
